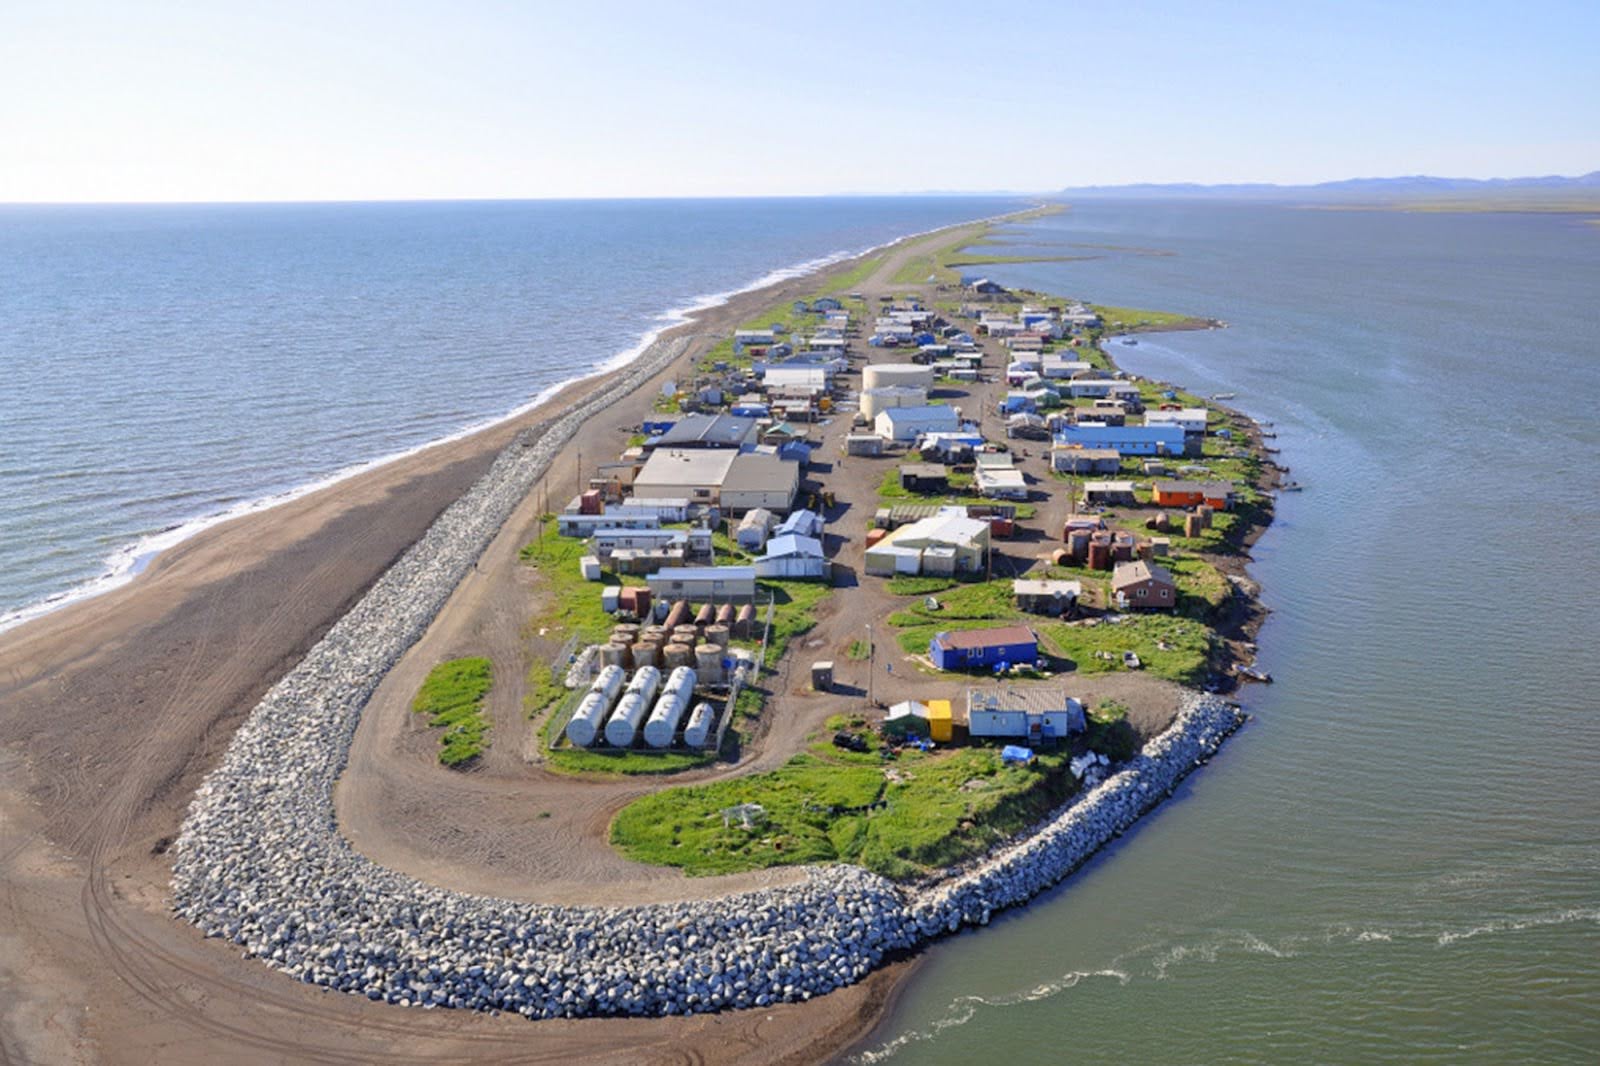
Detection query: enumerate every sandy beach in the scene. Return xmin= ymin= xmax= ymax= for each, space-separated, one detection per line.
xmin=0 ymin=220 xmax=1003 ymax=1065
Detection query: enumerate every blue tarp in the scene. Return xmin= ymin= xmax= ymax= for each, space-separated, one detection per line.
xmin=1001 ymin=745 xmax=1035 ymax=765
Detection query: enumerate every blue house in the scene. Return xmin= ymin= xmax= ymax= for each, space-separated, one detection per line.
xmin=929 ymin=624 xmax=1038 ymax=671
xmin=1055 ymin=423 xmax=1186 ymax=456
xmin=813 ymin=297 xmax=842 ymax=312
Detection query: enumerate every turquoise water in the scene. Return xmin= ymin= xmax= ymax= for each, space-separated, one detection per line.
xmin=854 ymin=204 xmax=1600 ymax=1063
xmin=0 ymin=197 xmax=1017 ymax=629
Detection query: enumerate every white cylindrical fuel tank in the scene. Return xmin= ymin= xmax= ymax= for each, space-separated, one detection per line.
xmin=590 ymin=664 xmax=625 ymax=701
xmin=604 ymin=666 xmax=661 ymax=748
xmin=859 ymin=385 xmax=929 ymax=420
xmin=643 ymin=666 xmax=697 ymax=748
xmin=566 ymin=664 xmax=627 ymax=747
xmin=862 ymin=363 xmax=934 ymax=392
xmin=683 ymin=701 xmax=716 ymax=749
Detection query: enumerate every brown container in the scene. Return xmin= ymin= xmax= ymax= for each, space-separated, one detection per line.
xmin=1051 ymin=548 xmax=1071 ymax=567
xmin=1153 ymin=512 xmax=1170 ymax=532
xmin=617 ymin=586 xmax=652 ymax=619
xmin=865 ymin=527 xmax=888 ymax=547
xmin=1087 ymin=541 xmax=1111 ymax=571
xmin=579 ymin=489 xmax=603 ymax=515
xmin=734 ymin=603 xmax=755 ymax=639
xmin=704 ymin=623 xmax=730 ymax=648
xmin=1196 ymin=504 xmax=1214 ymax=529
xmin=632 ymin=642 xmax=661 ymax=670
xmin=695 ymin=643 xmax=726 ymax=685
xmin=663 ymin=600 xmax=689 ymax=631
xmin=599 ymin=643 xmax=629 ymax=669
xmin=662 ymin=643 xmax=694 ymax=671
xmin=1184 ymin=513 xmax=1204 ymax=538
xmin=694 ymin=603 xmax=715 ymax=627
xmin=672 ymin=625 xmax=700 ymax=646
xmin=715 ymin=603 xmax=735 ymax=626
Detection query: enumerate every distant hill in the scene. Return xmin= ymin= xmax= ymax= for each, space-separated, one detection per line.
xmin=1058 ymin=172 xmax=1600 ymax=204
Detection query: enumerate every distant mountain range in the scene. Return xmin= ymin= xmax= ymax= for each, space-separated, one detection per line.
xmin=1058 ymin=172 xmax=1600 ymax=202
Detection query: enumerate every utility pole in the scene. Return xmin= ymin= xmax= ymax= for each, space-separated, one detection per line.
xmin=866 ymin=623 xmax=874 ymax=707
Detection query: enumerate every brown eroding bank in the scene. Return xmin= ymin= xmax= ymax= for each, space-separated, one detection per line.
xmin=0 ymin=215 xmax=1026 ymax=1066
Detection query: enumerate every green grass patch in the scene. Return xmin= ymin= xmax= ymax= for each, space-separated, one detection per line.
xmin=520 ymin=518 xmax=643 ymax=644
xmin=846 ymin=639 xmax=872 ymax=661
xmin=523 ymin=658 xmax=563 ymax=719
xmin=1039 ymin=615 xmax=1213 ymax=685
xmin=546 ymin=746 xmax=718 ymax=776
xmin=1090 ymin=303 xmax=1211 ymax=333
xmin=413 ymin=657 xmax=494 ymax=767
xmin=885 ymin=575 xmax=960 ymax=596
xmin=610 ymin=745 xmax=1077 ymax=880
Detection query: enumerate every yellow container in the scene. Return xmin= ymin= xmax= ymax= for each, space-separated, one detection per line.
xmin=926 ymin=699 xmax=954 ymax=743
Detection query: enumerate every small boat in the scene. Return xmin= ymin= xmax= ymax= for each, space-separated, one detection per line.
xmin=1260 ymin=430 xmax=1277 ymax=438
xmin=1212 ymin=392 xmax=1236 ymax=400
xmin=1122 ymin=651 xmax=1142 ymax=670
xmin=1263 ymin=446 xmax=1281 ymax=454
xmin=1120 ymin=337 xmax=1138 ymax=346
xmin=1280 ymin=481 xmax=1303 ymax=492
xmin=1238 ymin=665 xmax=1273 ymax=683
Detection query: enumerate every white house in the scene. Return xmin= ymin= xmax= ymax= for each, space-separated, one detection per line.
xmin=753 ymin=534 xmax=826 ymax=580
xmin=874 ymin=404 xmax=961 ymax=442
xmin=965 ymin=689 xmax=1086 ymax=740
xmin=1144 ymin=407 xmax=1210 ymax=434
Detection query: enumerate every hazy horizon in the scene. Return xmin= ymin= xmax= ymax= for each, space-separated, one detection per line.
xmin=3 ymin=0 xmax=1595 ymax=203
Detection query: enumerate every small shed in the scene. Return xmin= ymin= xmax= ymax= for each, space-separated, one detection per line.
xmin=899 ymin=463 xmax=949 ymax=493
xmin=846 ymin=434 xmax=884 ymax=457
xmin=735 ymin=508 xmax=776 ymax=551
xmin=811 ymin=661 xmax=834 ymax=691
xmin=579 ymin=555 xmax=603 ymax=581
xmin=1014 ymin=578 xmax=1082 ymax=617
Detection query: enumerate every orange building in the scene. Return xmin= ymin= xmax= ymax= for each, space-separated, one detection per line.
xmin=1151 ymin=480 xmax=1236 ymax=510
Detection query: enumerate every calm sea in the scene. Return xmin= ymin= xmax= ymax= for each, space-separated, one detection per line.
xmin=855 ymin=203 xmax=1600 ymax=1063
xmin=0 ymin=196 xmax=1018 ymax=628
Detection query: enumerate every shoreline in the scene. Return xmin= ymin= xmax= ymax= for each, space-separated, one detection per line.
xmin=0 ymin=204 xmax=1270 ymax=1065
xmin=0 ymin=205 xmax=1031 ymax=638
xmin=0 ymin=211 xmax=1032 ymax=1066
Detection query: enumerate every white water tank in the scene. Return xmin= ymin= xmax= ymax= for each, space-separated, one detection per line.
xmin=863 ymin=363 xmax=934 ymax=392
xmin=859 ymin=385 xmax=929 ymax=420
xmin=604 ymin=666 xmax=661 ymax=748
xmin=567 ymin=664 xmax=628 ymax=746
xmin=644 ymin=666 xmax=697 ymax=748
xmin=683 ymin=701 xmax=716 ymax=749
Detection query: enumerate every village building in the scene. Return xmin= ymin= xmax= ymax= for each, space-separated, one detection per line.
xmin=1081 ymin=480 xmax=1140 ymax=507
xmin=1050 ymin=445 xmax=1124 ymax=475
xmin=753 ymin=534 xmax=826 ymax=580
xmin=1014 ymin=579 xmax=1082 ymax=617
xmin=864 ymin=512 xmax=990 ymax=577
xmin=645 ymin=566 xmax=758 ymax=603
xmin=928 ymin=625 xmax=1039 ymax=671
xmin=874 ymin=404 xmax=962 ymax=442
xmin=965 ymin=688 xmax=1086 ymax=741
xmin=734 ymin=508 xmax=776 ymax=551
xmin=1151 ymin=480 xmax=1236 ymax=510
xmin=719 ymin=451 xmax=800 ymax=514
xmin=1055 ymin=423 xmax=1187 ymax=456
xmin=1112 ymin=559 xmax=1177 ymax=610
xmin=649 ymin=413 xmax=760 ymax=450
xmin=898 ymin=462 xmax=949 ymax=493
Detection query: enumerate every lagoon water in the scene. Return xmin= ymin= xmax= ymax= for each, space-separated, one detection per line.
xmin=856 ymin=204 xmax=1600 ymax=1062
xmin=0 ymin=196 xmax=1015 ymax=629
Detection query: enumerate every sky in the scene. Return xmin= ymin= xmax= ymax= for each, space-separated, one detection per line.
xmin=1 ymin=0 xmax=1596 ymax=202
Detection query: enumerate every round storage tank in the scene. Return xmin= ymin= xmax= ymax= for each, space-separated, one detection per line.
xmin=683 ymin=701 xmax=716 ymax=749
xmin=662 ymin=643 xmax=694 ymax=671
xmin=715 ymin=603 xmax=734 ymax=626
xmin=672 ymin=625 xmax=699 ymax=645
xmin=633 ymin=642 xmax=661 ymax=670
xmin=663 ymin=601 xmax=690 ymax=631
xmin=598 ymin=643 xmax=627 ymax=669
xmin=643 ymin=666 xmax=697 ymax=748
xmin=859 ymin=385 xmax=929 ymax=420
xmin=605 ymin=666 xmax=661 ymax=748
xmin=704 ymin=624 xmax=730 ymax=649
xmin=694 ymin=604 xmax=714 ymax=627
xmin=734 ymin=604 xmax=755 ymax=639
xmin=566 ymin=664 xmax=625 ymax=748
xmin=694 ymin=643 xmax=726 ymax=686
xmin=862 ymin=364 xmax=934 ymax=392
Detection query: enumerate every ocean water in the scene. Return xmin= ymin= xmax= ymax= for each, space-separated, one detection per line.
xmin=855 ymin=204 xmax=1600 ymax=1062
xmin=0 ymin=196 xmax=1017 ymax=628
